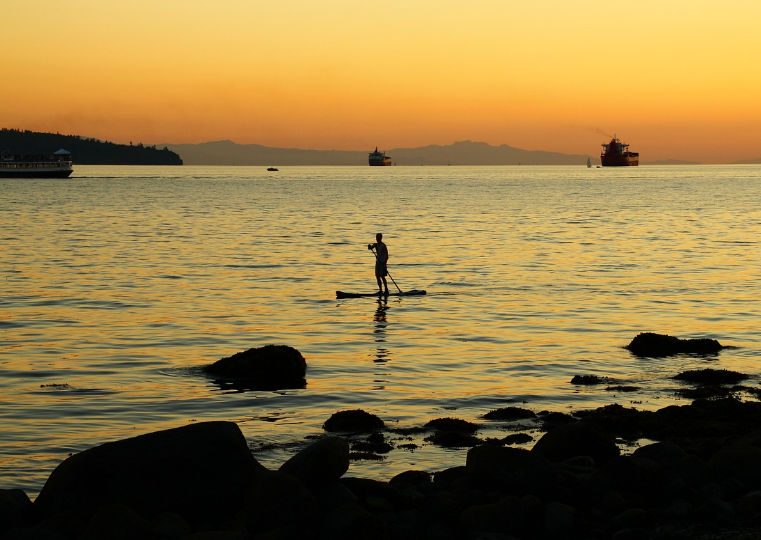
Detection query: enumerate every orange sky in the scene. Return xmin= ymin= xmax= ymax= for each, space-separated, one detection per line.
xmin=3 ymin=0 xmax=761 ymax=162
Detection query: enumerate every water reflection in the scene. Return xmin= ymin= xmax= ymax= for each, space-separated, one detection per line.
xmin=372 ymin=297 xmax=391 ymax=363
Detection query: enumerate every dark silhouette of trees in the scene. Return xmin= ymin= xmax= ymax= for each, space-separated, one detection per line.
xmin=0 ymin=128 xmax=183 ymax=165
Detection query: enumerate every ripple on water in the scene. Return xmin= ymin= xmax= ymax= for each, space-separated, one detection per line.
xmin=2 ymin=165 xmax=761 ymax=495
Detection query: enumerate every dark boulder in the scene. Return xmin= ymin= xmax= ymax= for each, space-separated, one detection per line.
xmin=324 ymin=410 xmax=385 ymax=432
xmin=708 ymin=445 xmax=761 ymax=489
xmin=279 ymin=436 xmax=350 ymax=490
xmin=532 ymin=422 xmax=620 ymax=466
xmin=204 ymin=345 xmax=306 ymax=390
xmin=0 ymin=489 xmax=33 ymax=535
xmin=625 ymin=332 xmax=724 ymax=357
xmin=34 ymin=421 xmax=263 ymax=526
xmin=483 ymin=407 xmax=536 ymax=421
xmin=570 ymin=375 xmax=606 ymax=385
xmin=674 ymin=368 xmax=749 ymax=384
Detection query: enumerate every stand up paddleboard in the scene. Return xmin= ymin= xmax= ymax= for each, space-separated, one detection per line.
xmin=336 ymin=290 xmax=426 ymax=299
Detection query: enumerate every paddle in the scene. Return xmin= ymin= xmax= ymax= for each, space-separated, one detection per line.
xmin=370 ymin=246 xmax=403 ymax=294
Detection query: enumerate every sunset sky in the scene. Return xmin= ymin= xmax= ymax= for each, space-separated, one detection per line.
xmin=4 ymin=0 xmax=760 ymax=162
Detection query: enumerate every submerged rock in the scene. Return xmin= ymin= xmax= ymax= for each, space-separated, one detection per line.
xmin=570 ymin=374 xmax=606 ymax=385
xmin=424 ymin=417 xmax=479 ymax=433
xmin=204 ymin=344 xmax=306 ymax=390
xmin=674 ymin=368 xmax=749 ymax=384
xmin=483 ymin=407 xmax=536 ymax=420
xmin=625 ymin=332 xmax=724 ymax=357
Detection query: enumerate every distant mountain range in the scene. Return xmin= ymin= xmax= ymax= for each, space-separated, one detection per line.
xmin=1 ymin=128 xmax=183 ymax=165
xmin=6 ymin=128 xmax=760 ymax=166
xmin=163 ymin=140 xmax=596 ymax=166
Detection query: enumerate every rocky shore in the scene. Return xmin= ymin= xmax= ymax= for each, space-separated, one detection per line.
xmin=4 ymin=335 xmax=761 ymax=540
xmin=4 ymin=395 xmax=761 ymax=540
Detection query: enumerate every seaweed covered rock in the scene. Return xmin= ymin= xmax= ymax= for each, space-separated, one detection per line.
xmin=674 ymin=368 xmax=749 ymax=384
xmin=324 ymin=409 xmax=385 ymax=433
xmin=483 ymin=407 xmax=536 ymax=421
xmin=204 ymin=344 xmax=306 ymax=390
xmin=625 ymin=332 xmax=724 ymax=357
xmin=424 ymin=417 xmax=479 ymax=434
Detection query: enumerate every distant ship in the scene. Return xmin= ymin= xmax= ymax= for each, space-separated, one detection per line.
xmin=601 ymin=137 xmax=639 ymax=166
xmin=368 ymin=147 xmax=393 ymax=166
xmin=0 ymin=148 xmax=73 ymax=178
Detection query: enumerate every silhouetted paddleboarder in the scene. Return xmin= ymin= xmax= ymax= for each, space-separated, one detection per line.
xmin=368 ymin=233 xmax=389 ymax=295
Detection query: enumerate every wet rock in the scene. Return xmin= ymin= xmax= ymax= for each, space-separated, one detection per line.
xmin=425 ymin=432 xmax=483 ymax=448
xmin=433 ymin=466 xmax=468 ymax=486
xmin=423 ymin=418 xmax=482 ymax=448
xmin=674 ymin=368 xmax=749 ymax=384
xmin=532 ymin=422 xmax=620 ymax=466
xmin=34 ymin=421 xmax=263 ymax=526
xmin=350 ymin=432 xmax=393 ymax=454
xmin=632 ymin=442 xmax=686 ymax=463
xmin=570 ymin=374 xmax=606 ymax=385
xmin=482 ymin=407 xmax=536 ymax=420
xmin=538 ymin=411 xmax=576 ymax=430
xmin=605 ymin=385 xmax=641 ymax=392
xmin=203 ymin=344 xmax=306 ymax=390
xmin=625 ymin=332 xmax=724 ymax=357
xmin=324 ymin=410 xmax=385 ymax=432
xmin=425 ymin=417 xmax=479 ymax=433
xmin=389 ymin=470 xmax=432 ymax=490
xmin=501 ymin=433 xmax=533 ymax=445
xmin=279 ymin=436 xmax=350 ymax=490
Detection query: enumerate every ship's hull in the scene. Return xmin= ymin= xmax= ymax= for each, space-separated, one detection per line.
xmin=368 ymin=158 xmax=393 ymax=166
xmin=0 ymin=166 xmax=73 ymax=178
xmin=601 ymin=153 xmax=639 ymax=167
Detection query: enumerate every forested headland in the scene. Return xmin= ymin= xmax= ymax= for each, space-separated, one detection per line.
xmin=0 ymin=128 xmax=183 ymax=165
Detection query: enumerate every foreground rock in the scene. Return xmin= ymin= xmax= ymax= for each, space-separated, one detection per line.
xmin=625 ymin=332 xmax=725 ymax=357
xmin=324 ymin=409 xmax=385 ymax=432
xmin=33 ymin=422 xmax=263 ymax=527
xmin=203 ymin=344 xmax=307 ymax=390
xmin=11 ymin=399 xmax=761 ymax=539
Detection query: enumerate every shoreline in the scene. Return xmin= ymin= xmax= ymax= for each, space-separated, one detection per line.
xmin=5 ymin=392 xmax=761 ymax=539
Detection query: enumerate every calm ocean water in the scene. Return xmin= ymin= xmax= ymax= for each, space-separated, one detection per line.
xmin=2 ymin=164 xmax=760 ymax=497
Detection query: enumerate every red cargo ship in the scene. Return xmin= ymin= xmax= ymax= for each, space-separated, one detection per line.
xmin=601 ymin=137 xmax=639 ymax=166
